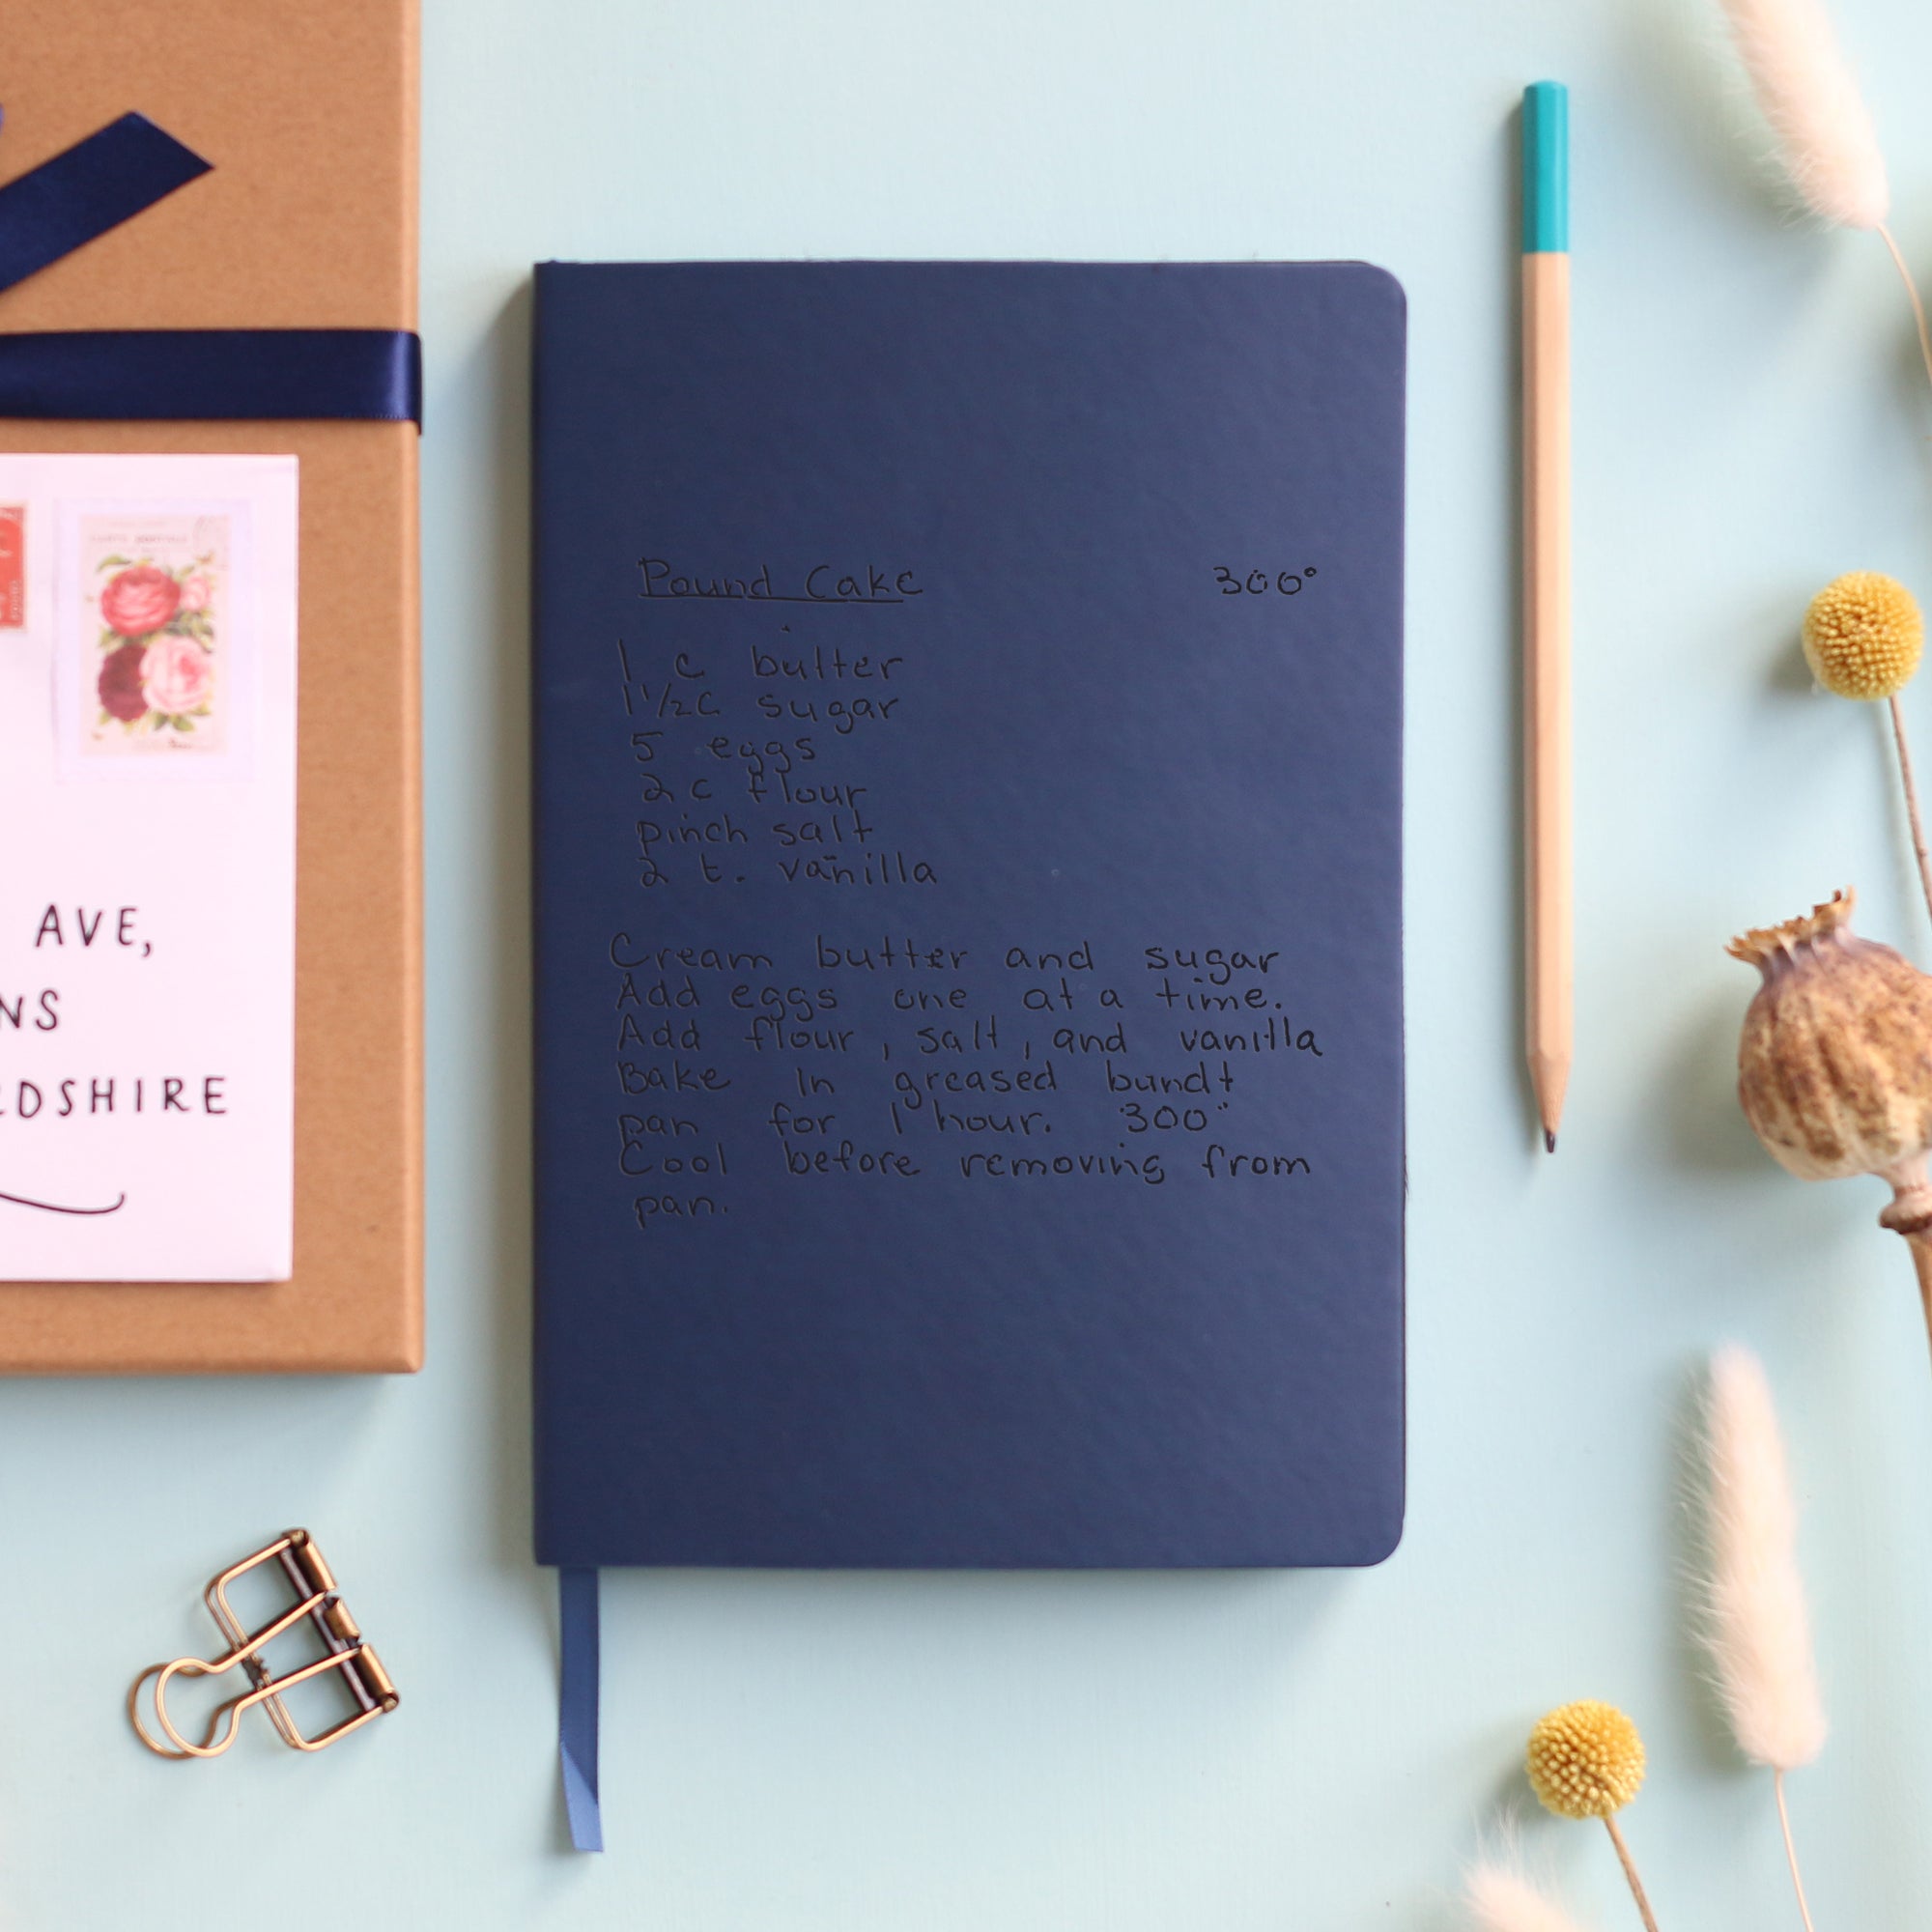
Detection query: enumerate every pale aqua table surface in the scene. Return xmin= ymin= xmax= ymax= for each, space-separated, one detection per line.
xmin=9 ymin=0 xmax=1932 ymax=1923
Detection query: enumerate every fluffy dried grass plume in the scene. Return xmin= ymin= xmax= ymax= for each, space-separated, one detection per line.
xmin=1464 ymin=1860 xmax=1594 ymax=1932
xmin=1717 ymin=0 xmax=1889 ymax=228
xmin=1698 ymin=1347 xmax=1827 ymax=1771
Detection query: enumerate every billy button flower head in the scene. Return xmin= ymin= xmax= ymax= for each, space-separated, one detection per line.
xmin=1804 ymin=571 xmax=1921 ymax=697
xmin=1801 ymin=573 xmax=1932 ymax=927
xmin=1527 ymin=1701 xmax=1645 ymax=1817
xmin=1526 ymin=1702 xmax=1662 ymax=1932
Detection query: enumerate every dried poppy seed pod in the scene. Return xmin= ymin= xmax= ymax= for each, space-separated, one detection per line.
xmin=1728 ymin=890 xmax=1932 ymax=1239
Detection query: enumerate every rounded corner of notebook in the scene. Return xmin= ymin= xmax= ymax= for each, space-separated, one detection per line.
xmin=1338 ymin=261 xmax=1406 ymax=322
xmin=1348 ymin=1501 xmax=1406 ymax=1568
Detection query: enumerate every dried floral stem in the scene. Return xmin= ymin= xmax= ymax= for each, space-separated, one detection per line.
xmin=1877 ymin=225 xmax=1932 ymax=398
xmin=1901 ymin=1229 xmax=1932 ymax=1373
xmin=1878 ymin=1161 xmax=1932 ymax=1370
xmin=1603 ymin=1815 xmax=1662 ymax=1932
xmin=1774 ymin=1771 xmax=1819 ymax=1932
xmin=1872 ymin=228 xmax=1932 ymax=935
xmin=1885 ymin=696 xmax=1932 ymax=930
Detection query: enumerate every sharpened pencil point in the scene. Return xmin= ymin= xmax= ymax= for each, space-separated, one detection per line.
xmin=1545 ymin=1130 xmax=1557 ymax=1153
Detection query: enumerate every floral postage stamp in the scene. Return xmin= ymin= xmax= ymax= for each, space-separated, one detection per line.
xmin=0 ymin=506 xmax=22 ymax=628
xmin=75 ymin=512 xmax=229 ymax=758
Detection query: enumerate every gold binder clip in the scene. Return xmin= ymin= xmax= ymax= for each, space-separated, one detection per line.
xmin=129 ymin=1529 xmax=399 ymax=1759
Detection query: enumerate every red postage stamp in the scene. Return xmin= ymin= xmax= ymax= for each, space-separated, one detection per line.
xmin=0 ymin=506 xmax=23 ymax=628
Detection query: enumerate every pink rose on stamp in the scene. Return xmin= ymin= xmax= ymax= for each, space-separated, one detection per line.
xmin=177 ymin=572 xmax=213 ymax=614
xmin=140 ymin=634 xmax=215 ymax=718
xmin=99 ymin=564 xmax=182 ymax=638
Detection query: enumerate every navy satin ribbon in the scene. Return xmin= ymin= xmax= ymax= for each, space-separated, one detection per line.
xmin=0 ymin=110 xmax=421 ymax=427
xmin=0 ymin=329 xmax=420 ymax=422
xmin=0 ymin=113 xmax=209 ymax=296
xmin=559 ymin=1568 xmax=604 ymax=1852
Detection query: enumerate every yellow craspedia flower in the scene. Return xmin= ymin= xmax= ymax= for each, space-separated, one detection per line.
xmin=1525 ymin=1700 xmax=1646 ymax=1819
xmin=1803 ymin=572 xmax=1922 ymax=699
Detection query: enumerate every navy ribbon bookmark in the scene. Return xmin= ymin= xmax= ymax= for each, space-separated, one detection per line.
xmin=559 ymin=1568 xmax=604 ymax=1852
xmin=0 ymin=109 xmax=421 ymax=427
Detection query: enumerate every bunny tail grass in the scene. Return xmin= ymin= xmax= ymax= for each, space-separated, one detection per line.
xmin=1700 ymin=1348 xmax=1826 ymax=1931
xmin=1700 ymin=1347 xmax=1827 ymax=1772
xmin=1463 ymin=1860 xmax=1595 ymax=1932
xmin=1717 ymin=0 xmax=1888 ymax=228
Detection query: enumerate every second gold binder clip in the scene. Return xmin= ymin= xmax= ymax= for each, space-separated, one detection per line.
xmin=129 ymin=1529 xmax=399 ymax=1759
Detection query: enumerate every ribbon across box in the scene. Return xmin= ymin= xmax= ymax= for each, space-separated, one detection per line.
xmin=0 ymin=0 xmax=421 ymax=1371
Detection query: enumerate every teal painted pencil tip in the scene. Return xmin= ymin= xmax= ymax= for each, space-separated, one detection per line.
xmin=1521 ymin=81 xmax=1568 ymax=254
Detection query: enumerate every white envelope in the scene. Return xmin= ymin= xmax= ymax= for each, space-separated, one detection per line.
xmin=0 ymin=454 xmax=297 ymax=1282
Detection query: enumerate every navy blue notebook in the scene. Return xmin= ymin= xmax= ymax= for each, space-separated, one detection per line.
xmin=533 ymin=262 xmax=1406 ymax=1570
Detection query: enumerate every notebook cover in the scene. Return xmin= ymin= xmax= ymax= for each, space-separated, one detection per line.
xmin=533 ymin=261 xmax=1403 ymax=1566
xmin=0 ymin=0 xmax=421 ymax=1372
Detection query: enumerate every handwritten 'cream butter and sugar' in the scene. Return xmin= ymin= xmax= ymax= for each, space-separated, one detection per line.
xmin=0 ymin=452 xmax=297 ymax=1280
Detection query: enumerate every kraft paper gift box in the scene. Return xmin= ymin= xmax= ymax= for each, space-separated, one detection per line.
xmin=0 ymin=0 xmax=422 ymax=1371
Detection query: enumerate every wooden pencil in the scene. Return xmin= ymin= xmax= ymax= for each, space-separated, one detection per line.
xmin=1522 ymin=80 xmax=1573 ymax=1152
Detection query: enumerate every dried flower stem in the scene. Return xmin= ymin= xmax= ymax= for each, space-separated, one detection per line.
xmin=1877 ymin=1158 xmax=1932 ymax=1368
xmin=1877 ymin=225 xmax=1932 ymax=397
xmin=1873 ymin=227 xmax=1932 ymax=934
xmin=1603 ymin=1816 xmax=1662 ymax=1932
xmin=1887 ymin=695 xmax=1932 ymax=930
xmin=1902 ymin=1230 xmax=1932 ymax=1372
xmin=1774 ymin=1771 xmax=1819 ymax=1932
